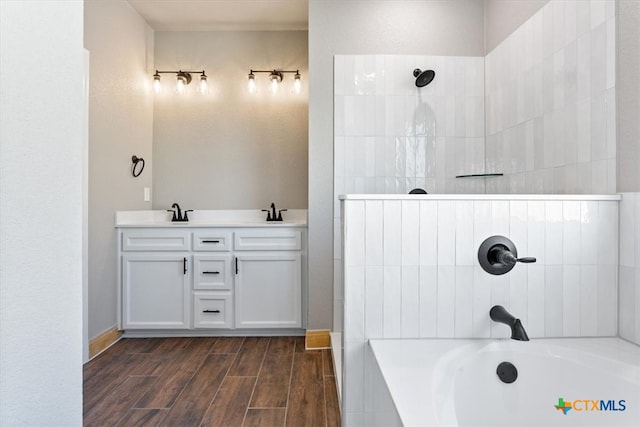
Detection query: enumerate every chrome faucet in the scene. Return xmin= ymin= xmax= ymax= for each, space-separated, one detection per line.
xmin=490 ymin=305 xmax=529 ymax=341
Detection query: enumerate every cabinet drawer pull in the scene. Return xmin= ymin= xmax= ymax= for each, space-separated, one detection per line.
xmin=202 ymin=271 xmax=220 ymax=275
xmin=202 ymin=240 xmax=220 ymax=243
xmin=235 ymin=257 xmax=238 ymax=275
xmin=202 ymin=309 xmax=221 ymax=314
xmin=183 ymin=257 xmax=187 ymax=274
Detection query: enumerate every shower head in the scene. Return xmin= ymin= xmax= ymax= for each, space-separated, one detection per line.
xmin=413 ymin=68 xmax=435 ymax=87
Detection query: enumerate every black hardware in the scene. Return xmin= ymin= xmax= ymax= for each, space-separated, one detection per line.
xmin=264 ymin=202 xmax=286 ymax=222
xmin=496 ymin=361 xmax=518 ymax=383
xmin=167 ymin=203 xmax=191 ymax=222
xmin=270 ymin=203 xmax=277 ymax=222
xmin=202 ymin=309 xmax=221 ymax=314
xmin=131 ymin=155 xmax=145 ymax=177
xmin=409 ymin=188 xmax=427 ymax=194
xmin=235 ymin=257 xmax=238 ymax=274
xmin=183 ymin=257 xmax=187 ymax=274
xmin=202 ymin=271 xmax=220 ymax=275
xmin=455 ymin=173 xmax=504 ymax=178
xmin=202 ymin=240 xmax=220 ymax=243
xmin=490 ymin=305 xmax=529 ymax=341
xmin=478 ymin=235 xmax=537 ymax=275
xmin=413 ymin=69 xmax=436 ymax=87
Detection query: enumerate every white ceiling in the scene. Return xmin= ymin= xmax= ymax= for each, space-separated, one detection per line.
xmin=127 ymin=0 xmax=309 ymax=31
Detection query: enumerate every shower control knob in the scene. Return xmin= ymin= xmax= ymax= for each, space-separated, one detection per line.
xmin=478 ymin=235 xmax=536 ymax=275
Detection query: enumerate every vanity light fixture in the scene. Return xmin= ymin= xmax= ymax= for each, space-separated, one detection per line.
xmin=153 ymin=69 xmax=207 ymax=94
xmin=247 ymin=69 xmax=301 ymax=94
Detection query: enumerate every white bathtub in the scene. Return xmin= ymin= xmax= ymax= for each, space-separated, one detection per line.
xmin=368 ymin=338 xmax=640 ymax=426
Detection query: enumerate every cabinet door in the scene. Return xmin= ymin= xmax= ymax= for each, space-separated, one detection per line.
xmin=235 ymin=252 xmax=301 ymax=328
xmin=122 ymin=253 xmax=189 ymax=329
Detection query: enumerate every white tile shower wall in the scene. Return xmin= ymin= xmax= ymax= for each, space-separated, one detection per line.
xmin=334 ymin=55 xmax=485 ymax=199
xmin=342 ymin=196 xmax=619 ymax=420
xmin=333 ymin=54 xmax=485 ymax=331
xmin=485 ymin=0 xmax=616 ymax=194
xmin=619 ymin=192 xmax=640 ymax=345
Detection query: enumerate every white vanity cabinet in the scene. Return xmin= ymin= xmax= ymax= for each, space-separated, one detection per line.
xmin=120 ymin=229 xmax=190 ymax=329
xmin=117 ymin=223 xmax=305 ymax=334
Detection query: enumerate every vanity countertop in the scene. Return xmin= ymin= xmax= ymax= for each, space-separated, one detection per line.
xmin=115 ymin=209 xmax=307 ymax=228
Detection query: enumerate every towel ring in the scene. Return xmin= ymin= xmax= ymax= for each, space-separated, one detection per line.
xmin=131 ymin=155 xmax=145 ymax=177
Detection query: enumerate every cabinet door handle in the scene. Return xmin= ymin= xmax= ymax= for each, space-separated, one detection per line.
xmin=202 ymin=309 xmax=221 ymax=314
xmin=202 ymin=271 xmax=220 ymax=275
xmin=202 ymin=240 xmax=220 ymax=243
xmin=183 ymin=257 xmax=187 ymax=274
xmin=235 ymin=257 xmax=238 ymax=275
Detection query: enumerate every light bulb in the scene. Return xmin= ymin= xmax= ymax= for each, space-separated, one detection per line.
xmin=270 ymin=73 xmax=280 ymax=94
xmin=293 ymin=72 xmax=301 ymax=94
xmin=153 ymin=73 xmax=161 ymax=93
xmin=175 ymin=72 xmax=192 ymax=94
xmin=199 ymin=73 xmax=208 ymax=94
xmin=176 ymin=75 xmax=186 ymax=94
xmin=248 ymin=73 xmax=256 ymax=94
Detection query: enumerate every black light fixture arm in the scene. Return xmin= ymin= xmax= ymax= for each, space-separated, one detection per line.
xmin=154 ymin=69 xmax=207 ymax=84
xmin=155 ymin=70 xmax=206 ymax=74
xmin=248 ymin=69 xmax=300 ymax=82
xmin=249 ymin=69 xmax=299 ymax=74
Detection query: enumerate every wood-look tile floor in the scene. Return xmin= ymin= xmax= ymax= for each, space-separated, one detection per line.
xmin=84 ymin=336 xmax=341 ymax=427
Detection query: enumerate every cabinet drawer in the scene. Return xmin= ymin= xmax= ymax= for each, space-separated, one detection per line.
xmin=193 ymin=230 xmax=232 ymax=251
xmin=122 ymin=229 xmax=190 ymax=251
xmin=193 ymin=255 xmax=232 ymax=290
xmin=234 ymin=229 xmax=301 ymax=251
xmin=193 ymin=292 xmax=233 ymax=329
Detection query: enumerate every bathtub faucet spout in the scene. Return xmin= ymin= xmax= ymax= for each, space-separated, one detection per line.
xmin=490 ymin=305 xmax=529 ymax=341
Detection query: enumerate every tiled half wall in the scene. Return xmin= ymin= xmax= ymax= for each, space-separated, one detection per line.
xmin=341 ymin=195 xmax=620 ymax=424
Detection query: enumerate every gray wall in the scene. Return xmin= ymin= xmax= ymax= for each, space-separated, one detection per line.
xmin=1 ymin=1 xmax=84 ymax=423
xmin=618 ymin=0 xmax=640 ymax=192
xmin=152 ymin=31 xmax=308 ymax=210
xmin=484 ymin=0 xmax=550 ymax=53
xmin=85 ymin=0 xmax=154 ymax=340
xmin=617 ymin=0 xmax=640 ymax=347
xmin=308 ymin=0 xmax=485 ymax=329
